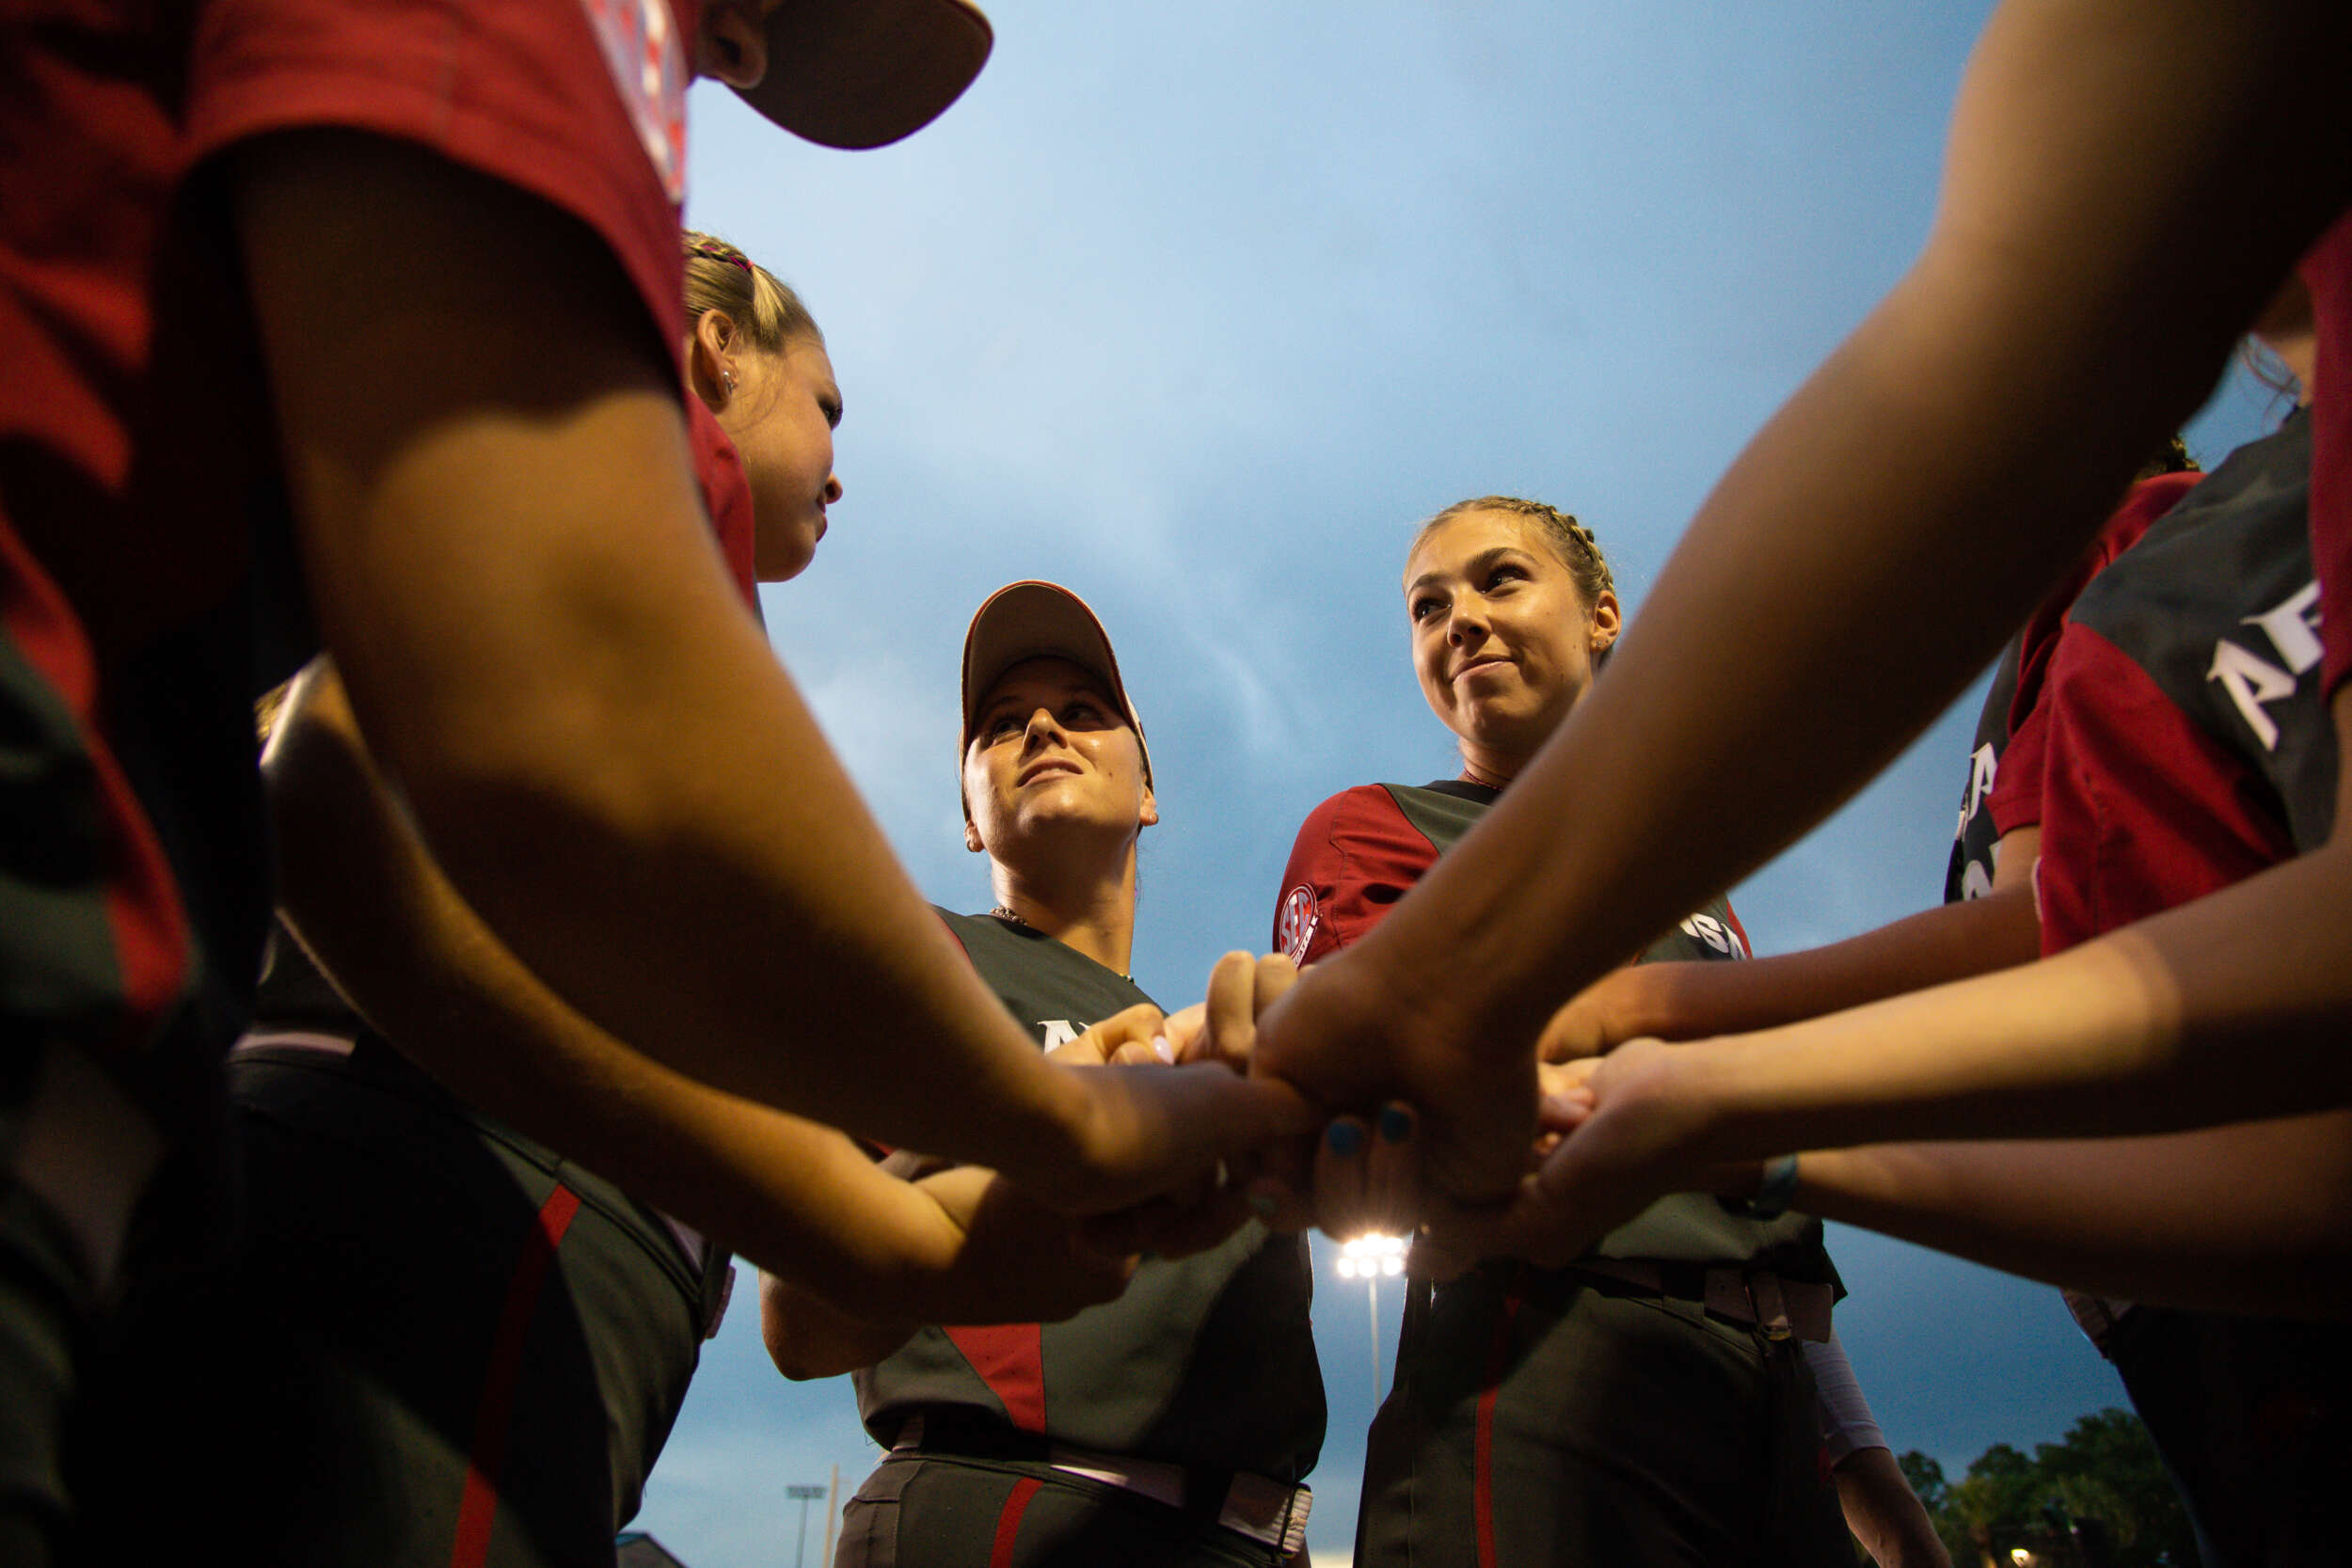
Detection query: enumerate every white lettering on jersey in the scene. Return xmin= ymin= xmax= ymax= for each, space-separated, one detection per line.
xmin=1958 ymin=859 xmax=1994 ymax=902
xmin=1678 ymin=912 xmax=1748 ymax=958
xmin=2208 ymin=579 xmax=2321 ymax=752
xmin=1039 ymin=1020 xmax=1079 ymax=1049
xmin=2209 ymin=641 xmax=2295 ymax=752
xmin=1954 ymin=742 xmax=1999 ymax=841
xmin=1278 ymin=886 xmax=1321 ymax=965
xmin=2247 ymin=581 xmax=2324 ymax=676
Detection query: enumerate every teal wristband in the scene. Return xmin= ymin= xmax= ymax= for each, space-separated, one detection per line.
xmin=1742 ymin=1154 xmax=1801 ymax=1220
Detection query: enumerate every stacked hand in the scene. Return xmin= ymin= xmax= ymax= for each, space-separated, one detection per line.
xmin=1246 ymin=949 xmax=1541 ymax=1218
xmin=1029 ymin=981 xmax=1319 ymax=1223
xmin=1231 ymin=954 xmax=1767 ymax=1276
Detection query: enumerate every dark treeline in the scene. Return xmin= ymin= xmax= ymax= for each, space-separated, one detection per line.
xmin=1894 ymin=1410 xmax=2195 ymax=1568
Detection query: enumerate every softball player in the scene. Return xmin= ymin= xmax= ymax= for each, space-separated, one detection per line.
xmin=1276 ymin=499 xmax=1850 ymax=1567
xmin=769 ymin=582 xmax=1323 ymax=1568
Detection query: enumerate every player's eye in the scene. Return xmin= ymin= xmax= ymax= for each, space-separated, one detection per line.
xmin=1409 ymin=594 xmax=1443 ymax=623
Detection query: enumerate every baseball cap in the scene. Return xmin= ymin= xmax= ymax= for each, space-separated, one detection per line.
xmin=739 ymin=0 xmax=994 ymax=151
xmin=961 ymin=581 xmax=1152 ymax=793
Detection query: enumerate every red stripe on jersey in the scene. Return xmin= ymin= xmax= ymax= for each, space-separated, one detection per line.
xmin=987 ymin=1476 xmax=1044 ymax=1568
xmin=1472 ymin=1265 xmax=1529 ymax=1568
xmin=944 ymin=1324 xmax=1049 ymax=1433
xmin=0 ymin=511 xmax=190 ymax=1049
xmin=450 ymin=1183 xmax=582 ymax=1568
xmin=1719 ymin=900 xmax=1752 ymax=959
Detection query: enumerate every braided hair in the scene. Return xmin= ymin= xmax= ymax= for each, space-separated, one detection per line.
xmin=681 ymin=230 xmax=819 ymax=353
xmin=1414 ymin=495 xmax=1616 ymax=610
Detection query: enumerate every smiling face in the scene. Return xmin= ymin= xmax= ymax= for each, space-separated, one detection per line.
xmin=719 ymin=333 xmax=843 ymax=582
xmin=1404 ymin=507 xmax=1620 ymax=781
xmin=962 ymin=657 xmax=1157 ymax=861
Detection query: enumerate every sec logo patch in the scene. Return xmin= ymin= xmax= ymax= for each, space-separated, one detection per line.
xmin=1277 ymin=885 xmax=1320 ymax=964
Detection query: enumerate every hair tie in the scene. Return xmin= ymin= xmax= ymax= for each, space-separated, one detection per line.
xmin=688 ymin=241 xmax=755 ymax=276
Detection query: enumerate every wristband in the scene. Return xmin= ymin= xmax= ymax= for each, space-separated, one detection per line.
xmin=1740 ymin=1154 xmax=1801 ymax=1220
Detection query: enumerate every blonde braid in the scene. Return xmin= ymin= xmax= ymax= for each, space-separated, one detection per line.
xmin=680 ymin=230 xmax=819 ymax=352
xmin=1415 ymin=494 xmax=1614 ymax=606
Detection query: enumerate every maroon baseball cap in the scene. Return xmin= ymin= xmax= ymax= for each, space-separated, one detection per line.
xmin=738 ymin=0 xmax=993 ymax=151
xmin=960 ymin=581 xmax=1152 ymax=797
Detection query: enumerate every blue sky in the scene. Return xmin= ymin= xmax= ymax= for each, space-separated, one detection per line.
xmin=635 ymin=4 xmax=2286 ymax=1560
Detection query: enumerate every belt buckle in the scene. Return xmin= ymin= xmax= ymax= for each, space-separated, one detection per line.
xmin=1745 ymin=1273 xmax=1794 ymax=1341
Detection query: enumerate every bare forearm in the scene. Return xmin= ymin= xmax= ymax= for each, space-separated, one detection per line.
xmin=1801 ymin=1115 xmax=2352 ymax=1319
xmin=760 ymin=1273 xmax=916 ymax=1381
xmin=1616 ymin=887 xmax=2041 ymax=1044
xmin=267 ymin=662 xmax=984 ymax=1285
xmin=1833 ymin=1446 xmax=1950 ymax=1568
xmin=239 ymin=135 xmax=1083 ymax=1182
xmin=1676 ymin=819 xmax=2352 ymax=1160
xmin=1334 ymin=0 xmax=2350 ymax=1062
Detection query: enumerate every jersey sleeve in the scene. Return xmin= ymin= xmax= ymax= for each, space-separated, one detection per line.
xmin=1272 ymin=786 xmax=1434 ymax=966
xmin=2033 ymin=625 xmax=2294 ymax=955
xmin=2303 ymin=206 xmax=2352 ymax=699
xmin=1801 ymin=1333 xmax=1888 ymax=1464
xmin=687 ymin=397 xmax=761 ymax=614
xmin=185 ymin=0 xmax=696 ymax=383
xmin=1988 ymin=470 xmax=2198 ymax=842
xmin=2009 ymin=470 xmax=2197 ymax=738
xmin=1985 ymin=694 xmax=2050 ymax=835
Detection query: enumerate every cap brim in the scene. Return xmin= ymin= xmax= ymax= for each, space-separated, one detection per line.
xmin=736 ymin=0 xmax=993 ymax=150
xmin=961 ymin=581 xmax=1150 ymax=784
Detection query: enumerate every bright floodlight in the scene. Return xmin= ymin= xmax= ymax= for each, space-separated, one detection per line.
xmin=1334 ymin=1232 xmax=1410 ymax=1278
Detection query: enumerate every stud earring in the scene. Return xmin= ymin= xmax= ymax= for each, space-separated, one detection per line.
xmin=722 ymin=367 xmax=737 ymax=395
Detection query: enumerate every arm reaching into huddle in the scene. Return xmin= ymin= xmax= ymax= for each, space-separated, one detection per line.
xmin=1251 ymin=0 xmax=2352 ymax=1196
xmin=240 ymin=132 xmax=1310 ymax=1209
xmin=267 ymin=658 xmax=1143 ymax=1324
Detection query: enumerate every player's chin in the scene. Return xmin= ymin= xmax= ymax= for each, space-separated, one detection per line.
xmin=754 ymin=518 xmax=822 ymax=582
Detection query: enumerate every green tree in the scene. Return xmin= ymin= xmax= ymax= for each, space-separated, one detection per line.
xmin=1907 ymin=1412 xmax=2193 ymax=1568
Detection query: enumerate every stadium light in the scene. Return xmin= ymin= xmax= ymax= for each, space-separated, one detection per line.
xmin=787 ymin=1483 xmax=828 ymax=1568
xmin=1329 ymin=1232 xmax=1412 ymax=1401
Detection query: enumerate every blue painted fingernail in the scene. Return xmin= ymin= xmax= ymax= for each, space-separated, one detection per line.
xmin=1378 ymin=1106 xmax=1413 ymax=1144
xmin=1327 ymin=1121 xmax=1365 ymax=1157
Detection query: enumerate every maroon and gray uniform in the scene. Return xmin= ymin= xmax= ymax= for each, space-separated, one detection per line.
xmin=69 ymin=373 xmax=756 ymax=1568
xmin=2024 ymin=407 xmax=2352 ymax=1566
xmin=1940 ymin=468 xmax=2196 ymax=1356
xmin=87 ymin=925 xmax=732 ymax=1568
xmin=1 ymin=0 xmax=714 ymax=1558
xmin=1945 ymin=470 xmax=2201 ymax=904
xmin=1278 ymin=781 xmax=1847 ymax=1568
xmin=840 ymin=911 xmax=1322 ymax=1568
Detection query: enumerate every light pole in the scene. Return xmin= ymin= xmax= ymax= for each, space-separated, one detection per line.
xmin=787 ymin=1483 xmax=828 ymax=1568
xmin=1333 ymin=1232 xmax=1408 ymax=1401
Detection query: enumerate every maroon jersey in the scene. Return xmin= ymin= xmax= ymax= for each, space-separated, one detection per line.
xmin=1277 ymin=780 xmax=1829 ymax=1275
xmin=1947 ymin=471 xmax=2201 ymax=901
xmin=2036 ymin=411 xmax=2326 ymax=954
xmin=2304 ymin=206 xmax=2352 ymax=698
xmin=0 ymin=0 xmax=709 ymax=1121
xmin=854 ymin=911 xmax=1326 ymax=1483
xmin=687 ymin=395 xmax=760 ymax=614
